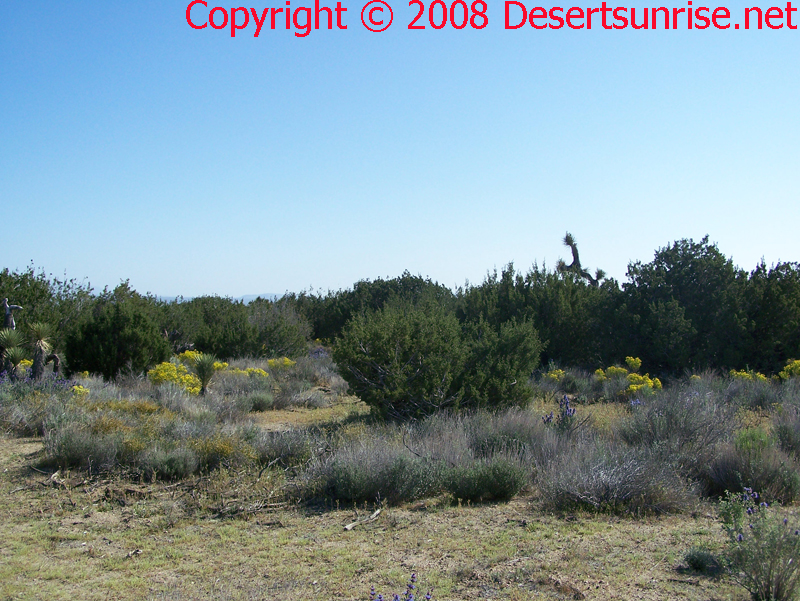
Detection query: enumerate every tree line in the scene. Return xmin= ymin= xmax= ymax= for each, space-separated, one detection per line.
xmin=2 ymin=235 xmax=799 ymax=387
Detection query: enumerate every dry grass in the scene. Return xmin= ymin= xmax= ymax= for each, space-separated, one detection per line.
xmin=0 ymin=429 xmax=746 ymax=601
xmin=6 ymin=373 xmax=798 ymax=600
xmin=250 ymin=394 xmax=370 ymax=432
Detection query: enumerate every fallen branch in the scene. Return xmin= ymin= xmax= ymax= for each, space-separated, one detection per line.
xmin=343 ymin=508 xmax=381 ymax=531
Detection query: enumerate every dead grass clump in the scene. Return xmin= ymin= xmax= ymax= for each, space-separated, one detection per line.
xmin=537 ymin=439 xmax=693 ymax=514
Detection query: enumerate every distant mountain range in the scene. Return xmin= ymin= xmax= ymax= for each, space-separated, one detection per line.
xmin=157 ymin=294 xmax=281 ymax=304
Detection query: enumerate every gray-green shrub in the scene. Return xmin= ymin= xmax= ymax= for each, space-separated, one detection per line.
xmin=304 ymin=434 xmax=440 ymax=505
xmin=537 ymin=440 xmax=692 ymax=514
xmin=140 ymin=446 xmax=200 ymax=481
xmin=704 ymin=439 xmax=800 ymax=504
xmin=719 ymin=489 xmax=800 ymax=601
xmin=44 ymin=422 xmax=120 ymax=473
xmin=247 ymin=391 xmax=275 ymax=412
xmin=617 ymin=386 xmax=734 ymax=480
xmin=444 ymin=456 xmax=528 ymax=502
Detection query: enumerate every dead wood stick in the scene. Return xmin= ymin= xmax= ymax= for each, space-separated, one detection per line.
xmin=343 ymin=509 xmax=381 ymax=531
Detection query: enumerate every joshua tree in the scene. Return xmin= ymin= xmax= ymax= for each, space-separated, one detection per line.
xmin=4 ymin=346 xmax=28 ymax=380
xmin=192 ymin=352 xmax=218 ymax=396
xmin=28 ymin=322 xmax=53 ymax=380
xmin=556 ymin=232 xmax=606 ymax=287
xmin=2 ymin=298 xmax=23 ymax=330
xmin=0 ymin=328 xmax=25 ymax=377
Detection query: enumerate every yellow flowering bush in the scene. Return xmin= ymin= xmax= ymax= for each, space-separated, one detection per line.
xmin=593 ymin=359 xmax=660 ymax=397
xmin=227 ymin=366 xmax=269 ymax=378
xmin=545 ymin=368 xmax=566 ymax=382
xmin=605 ymin=366 xmax=629 ymax=380
xmin=625 ymin=372 xmax=662 ymax=395
xmin=72 ymin=385 xmax=90 ymax=397
xmin=19 ymin=359 xmax=33 ymax=369
xmin=212 ymin=361 xmax=229 ymax=371
xmin=779 ymin=359 xmax=800 ymax=380
xmin=624 ymin=357 xmax=642 ymax=373
xmin=730 ymin=369 xmax=769 ymax=383
xmin=268 ymin=357 xmax=296 ymax=369
xmin=690 ymin=374 xmax=702 ymax=382
xmin=147 ymin=361 xmax=202 ymax=395
xmin=177 ymin=350 xmax=201 ymax=365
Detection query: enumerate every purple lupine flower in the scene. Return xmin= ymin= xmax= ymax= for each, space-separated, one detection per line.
xmin=738 ymin=533 xmax=744 ymax=542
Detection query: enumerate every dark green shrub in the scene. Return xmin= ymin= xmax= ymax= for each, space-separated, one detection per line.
xmin=333 ymin=299 xmax=467 ymax=420
xmin=64 ymin=283 xmax=170 ymax=380
xmin=166 ymin=295 xmax=253 ymax=358
xmin=289 ymin=271 xmax=455 ymax=342
xmin=0 ymin=266 xmax=94 ymax=352
xmin=684 ymin=547 xmax=721 ymax=575
xmin=459 ymin=317 xmax=542 ymax=408
xmin=445 ymin=456 xmax=527 ymax=502
xmin=248 ymin=298 xmax=311 ymax=358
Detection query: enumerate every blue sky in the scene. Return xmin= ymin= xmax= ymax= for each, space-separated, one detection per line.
xmin=2 ymin=1 xmax=797 ymax=297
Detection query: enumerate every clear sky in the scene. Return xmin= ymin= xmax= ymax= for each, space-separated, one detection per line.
xmin=2 ymin=1 xmax=798 ymax=297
